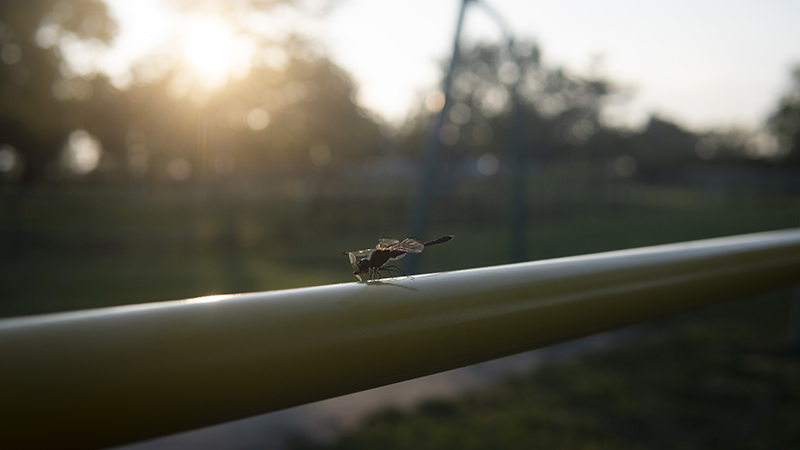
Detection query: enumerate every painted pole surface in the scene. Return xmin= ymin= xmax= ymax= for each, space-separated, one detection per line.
xmin=2 ymin=229 xmax=800 ymax=449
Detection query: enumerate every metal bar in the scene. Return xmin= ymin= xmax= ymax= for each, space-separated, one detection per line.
xmin=407 ymin=0 xmax=471 ymax=273
xmin=2 ymin=229 xmax=800 ymax=449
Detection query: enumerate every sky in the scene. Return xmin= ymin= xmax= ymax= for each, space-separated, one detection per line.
xmin=102 ymin=0 xmax=800 ymax=131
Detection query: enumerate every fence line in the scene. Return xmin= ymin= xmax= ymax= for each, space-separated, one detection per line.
xmin=2 ymin=229 xmax=800 ymax=449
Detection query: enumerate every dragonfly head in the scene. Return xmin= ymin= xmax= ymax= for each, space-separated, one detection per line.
xmin=354 ymin=258 xmax=371 ymax=280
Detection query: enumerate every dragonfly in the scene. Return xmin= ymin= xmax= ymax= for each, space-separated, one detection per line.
xmin=342 ymin=235 xmax=454 ymax=281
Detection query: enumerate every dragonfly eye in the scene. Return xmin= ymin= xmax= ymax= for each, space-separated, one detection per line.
xmin=357 ymin=258 xmax=370 ymax=273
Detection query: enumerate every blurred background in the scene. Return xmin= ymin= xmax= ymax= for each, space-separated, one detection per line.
xmin=1 ymin=0 xmax=799 ymax=448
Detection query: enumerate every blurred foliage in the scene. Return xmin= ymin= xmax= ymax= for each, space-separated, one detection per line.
xmin=99 ymin=53 xmax=381 ymax=185
xmin=0 ymin=1 xmax=797 ymax=190
xmin=398 ymin=41 xmax=617 ymax=161
xmin=769 ymin=65 xmax=800 ymax=166
xmin=0 ymin=0 xmax=116 ymax=183
xmin=0 ymin=0 xmax=378 ymax=186
xmin=290 ymin=290 xmax=800 ymax=450
xmin=397 ymin=40 xmax=799 ymax=178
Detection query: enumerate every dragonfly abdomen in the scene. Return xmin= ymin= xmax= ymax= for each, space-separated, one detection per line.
xmin=423 ymin=235 xmax=454 ymax=247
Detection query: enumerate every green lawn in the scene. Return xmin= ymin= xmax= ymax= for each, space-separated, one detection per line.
xmin=1 ymin=178 xmax=798 ymax=317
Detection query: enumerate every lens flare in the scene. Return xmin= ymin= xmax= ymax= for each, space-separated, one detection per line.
xmin=180 ymin=16 xmax=253 ymax=91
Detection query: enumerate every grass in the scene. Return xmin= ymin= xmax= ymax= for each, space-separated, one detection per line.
xmin=1 ymin=176 xmax=798 ymax=318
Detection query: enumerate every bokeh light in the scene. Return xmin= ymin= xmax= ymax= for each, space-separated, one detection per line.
xmin=167 ymin=158 xmax=191 ymax=181
xmin=476 ymin=153 xmax=499 ymax=176
xmin=425 ymin=90 xmax=445 ymax=113
xmin=0 ymin=145 xmax=20 ymax=173
xmin=448 ymin=103 xmax=471 ymax=125
xmin=62 ymin=130 xmax=102 ymax=175
xmin=246 ymin=108 xmax=270 ymax=131
xmin=309 ymin=143 xmax=331 ymax=166
xmin=438 ymin=124 xmax=459 ymax=145
xmin=1 ymin=44 xmax=22 ymax=64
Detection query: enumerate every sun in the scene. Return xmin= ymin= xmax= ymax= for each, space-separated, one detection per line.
xmin=181 ymin=16 xmax=238 ymax=90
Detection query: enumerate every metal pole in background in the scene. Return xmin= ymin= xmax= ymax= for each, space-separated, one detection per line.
xmin=406 ymin=0 xmax=472 ymax=273
xmin=508 ymin=88 xmax=528 ymax=262
xmin=2 ymin=229 xmax=800 ymax=450
xmin=473 ymin=0 xmax=530 ymax=262
xmin=408 ymin=0 xmax=531 ymax=267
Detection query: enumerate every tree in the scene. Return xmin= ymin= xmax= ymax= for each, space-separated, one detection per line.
xmin=0 ymin=0 xmax=383 ymax=186
xmin=0 ymin=0 xmax=116 ymax=183
xmin=114 ymin=52 xmax=382 ymax=185
xmin=397 ymin=41 xmax=620 ymax=164
xmin=629 ymin=116 xmax=700 ymax=173
xmin=768 ymin=65 xmax=800 ymax=166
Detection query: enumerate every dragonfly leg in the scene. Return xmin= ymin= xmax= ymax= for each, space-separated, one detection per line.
xmin=380 ymin=265 xmax=409 ymax=278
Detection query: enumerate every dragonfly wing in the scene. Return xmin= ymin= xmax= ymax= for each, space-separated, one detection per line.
xmin=387 ymin=252 xmax=407 ymax=262
xmin=344 ymin=250 xmax=373 ymax=282
xmin=344 ymin=249 xmax=372 ymax=272
xmin=397 ymin=237 xmax=425 ymax=253
xmin=341 ymin=252 xmax=359 ymax=273
xmin=376 ymin=237 xmax=400 ymax=250
xmin=350 ymin=249 xmax=373 ymax=258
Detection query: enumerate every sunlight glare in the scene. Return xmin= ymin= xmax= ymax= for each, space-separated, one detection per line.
xmin=182 ymin=17 xmax=237 ymax=90
xmin=186 ymin=294 xmax=229 ymax=304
